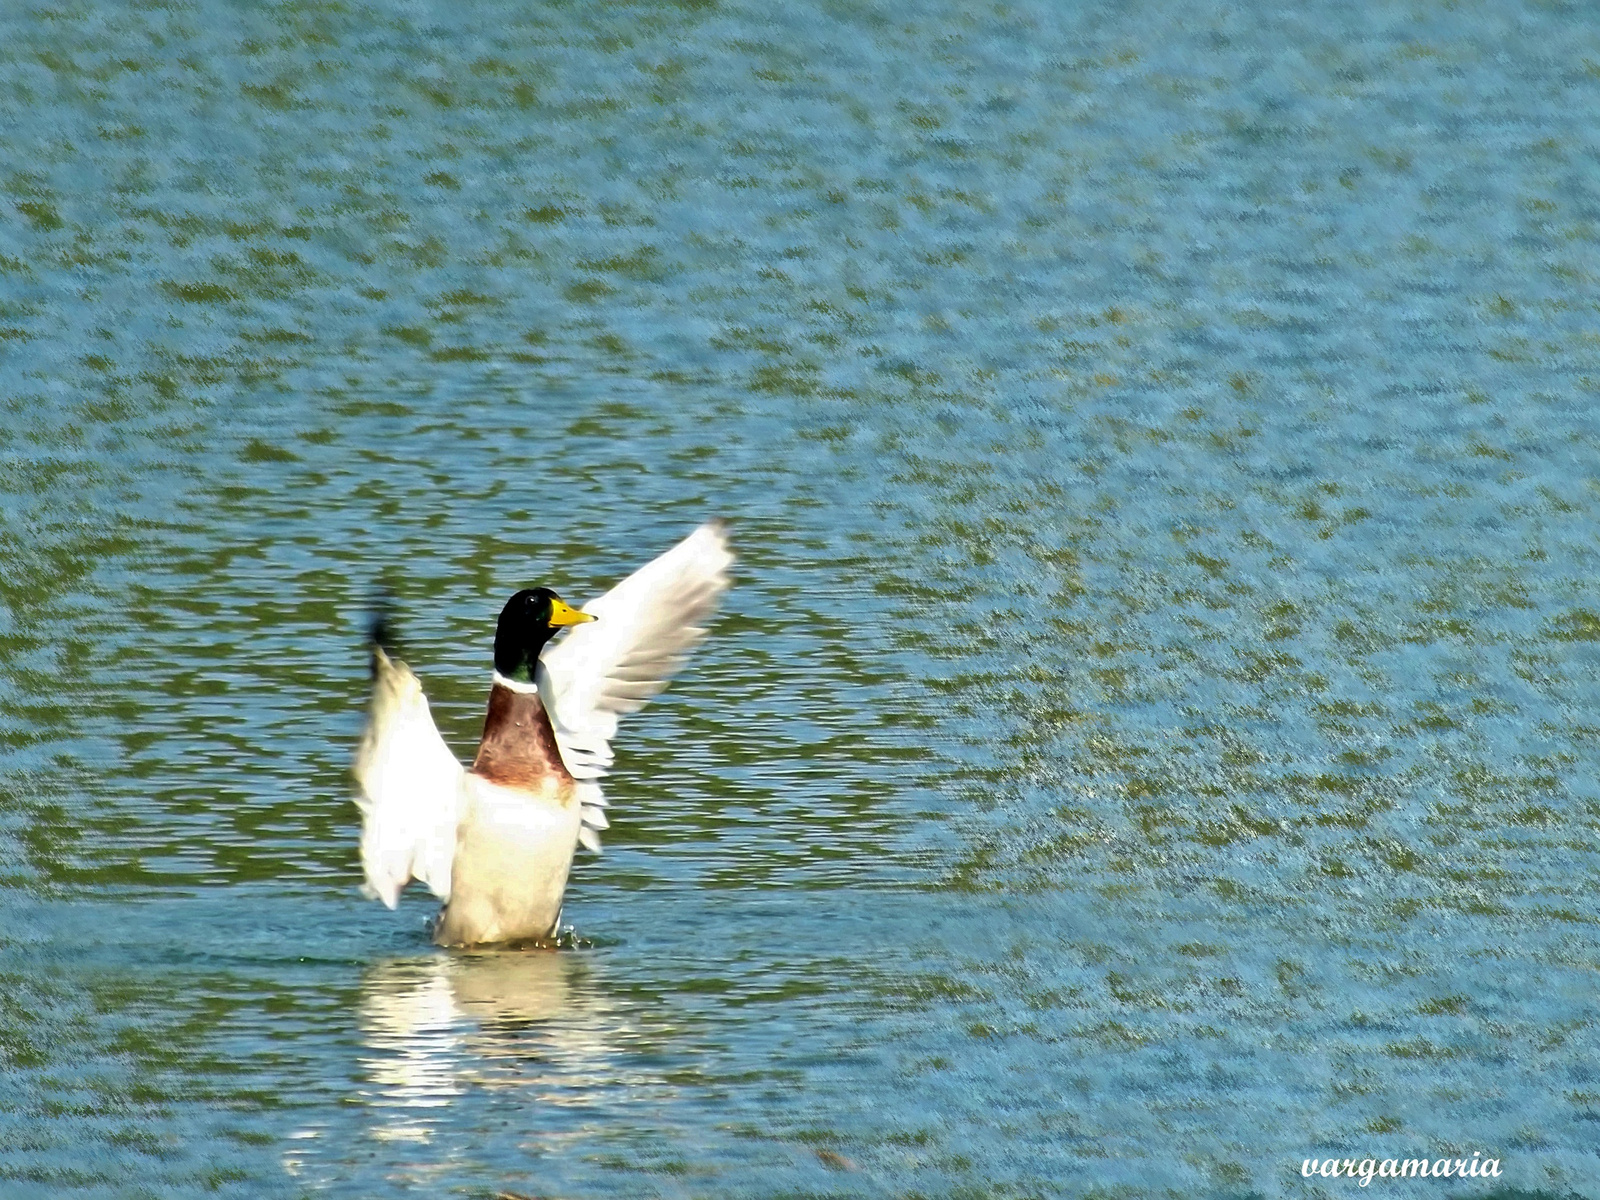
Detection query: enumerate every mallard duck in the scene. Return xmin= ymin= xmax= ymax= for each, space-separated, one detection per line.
xmin=352 ymin=521 xmax=732 ymax=947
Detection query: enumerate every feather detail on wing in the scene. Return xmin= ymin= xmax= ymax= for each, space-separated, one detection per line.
xmin=574 ymin=781 xmax=609 ymax=854
xmin=537 ymin=521 xmax=733 ymax=853
xmin=352 ymin=646 xmax=465 ymax=907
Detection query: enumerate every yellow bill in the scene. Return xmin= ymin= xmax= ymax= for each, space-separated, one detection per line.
xmin=548 ymin=596 xmax=597 ymax=626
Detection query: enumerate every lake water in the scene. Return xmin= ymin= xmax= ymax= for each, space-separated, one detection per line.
xmin=2 ymin=1 xmax=1598 ymax=1196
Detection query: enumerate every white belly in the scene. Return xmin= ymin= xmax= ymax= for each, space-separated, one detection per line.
xmin=433 ymin=775 xmax=581 ymax=947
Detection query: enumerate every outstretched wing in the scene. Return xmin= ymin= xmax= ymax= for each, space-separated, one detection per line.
xmin=536 ymin=521 xmax=733 ymax=852
xmin=352 ymin=646 xmax=465 ymax=907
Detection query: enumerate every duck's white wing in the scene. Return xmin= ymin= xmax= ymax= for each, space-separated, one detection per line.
xmin=353 ymin=646 xmax=465 ymax=907
xmin=536 ymin=521 xmax=733 ymax=852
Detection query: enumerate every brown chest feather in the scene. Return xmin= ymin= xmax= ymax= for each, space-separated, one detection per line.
xmin=470 ymin=683 xmax=574 ymax=790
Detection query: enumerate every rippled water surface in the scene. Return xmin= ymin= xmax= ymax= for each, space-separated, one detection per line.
xmin=3 ymin=1 xmax=1599 ymax=1196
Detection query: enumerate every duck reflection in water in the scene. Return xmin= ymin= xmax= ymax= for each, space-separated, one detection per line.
xmin=357 ymin=949 xmax=626 ymax=1135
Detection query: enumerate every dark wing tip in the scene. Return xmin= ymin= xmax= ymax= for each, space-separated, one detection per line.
xmin=368 ymin=594 xmax=399 ymax=653
xmin=704 ymin=517 xmax=733 ymax=558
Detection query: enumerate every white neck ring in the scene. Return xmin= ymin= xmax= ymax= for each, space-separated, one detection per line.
xmin=491 ymin=670 xmax=541 ymax=695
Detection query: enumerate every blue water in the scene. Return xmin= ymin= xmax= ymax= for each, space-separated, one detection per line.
xmin=1 ymin=0 xmax=1598 ymax=1195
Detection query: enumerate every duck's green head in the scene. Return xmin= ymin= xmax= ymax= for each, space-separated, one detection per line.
xmin=493 ymin=587 xmax=596 ymax=682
